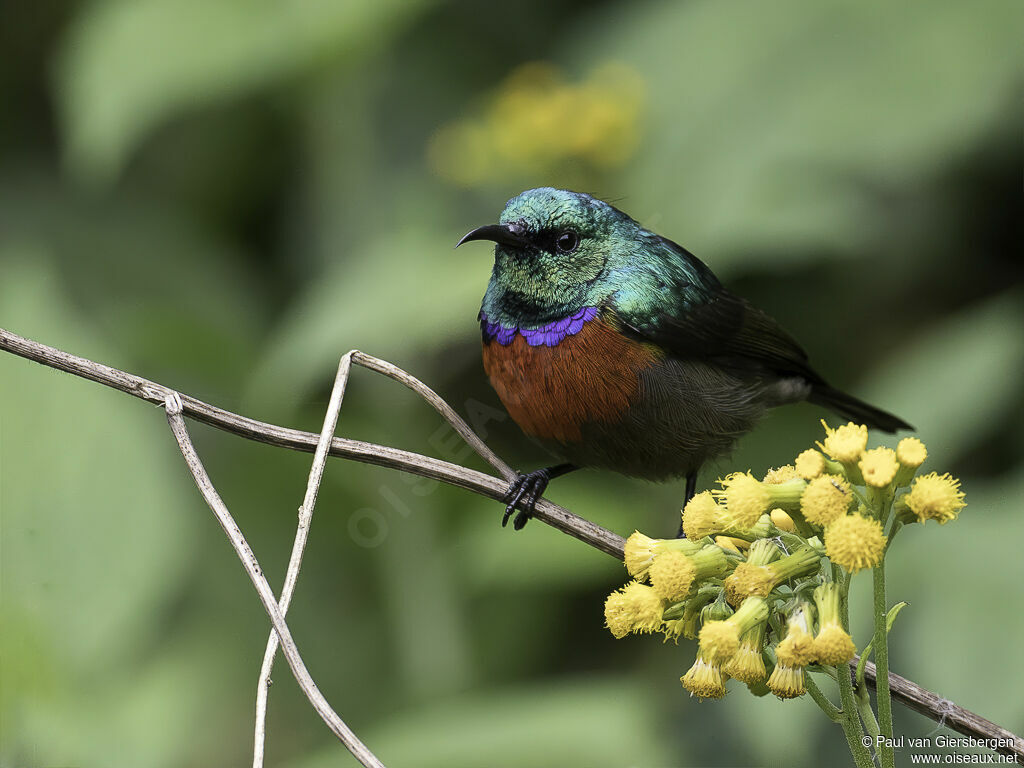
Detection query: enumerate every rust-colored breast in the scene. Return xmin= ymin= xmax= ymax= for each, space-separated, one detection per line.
xmin=482 ymin=317 xmax=660 ymax=444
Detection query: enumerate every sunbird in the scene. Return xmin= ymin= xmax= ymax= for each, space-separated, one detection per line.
xmin=457 ymin=188 xmax=911 ymax=530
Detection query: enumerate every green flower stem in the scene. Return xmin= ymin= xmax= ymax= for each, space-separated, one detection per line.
xmin=836 ymin=656 xmax=875 ymax=768
xmin=806 ymin=674 xmax=842 ymax=722
xmin=831 ymin=566 xmax=874 ymax=768
xmin=855 ymin=673 xmax=881 ymax=740
xmin=865 ymin=485 xmax=894 ymax=520
xmin=873 ymin=557 xmax=895 ymax=768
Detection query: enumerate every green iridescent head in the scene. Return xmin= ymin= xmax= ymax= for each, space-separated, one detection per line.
xmin=459 ymin=188 xmax=644 ymax=325
xmin=459 ymin=187 xmax=719 ymax=329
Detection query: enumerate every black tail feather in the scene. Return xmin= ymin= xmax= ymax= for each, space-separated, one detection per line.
xmin=808 ymin=384 xmax=913 ymax=433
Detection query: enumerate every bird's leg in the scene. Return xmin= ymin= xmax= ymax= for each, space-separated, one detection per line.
xmin=683 ymin=472 xmax=698 ymax=505
xmin=502 ymin=463 xmax=577 ymax=530
xmin=676 ymin=471 xmax=699 ymax=539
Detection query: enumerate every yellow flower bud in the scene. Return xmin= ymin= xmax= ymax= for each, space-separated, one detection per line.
xmin=651 ymin=545 xmax=731 ymax=601
xmin=723 ymin=547 xmax=823 ymax=605
xmin=902 ymin=472 xmax=965 ymax=525
xmin=767 ymin=661 xmax=805 ymax=699
xmin=723 ymin=625 xmax=767 ymax=684
xmin=714 ymin=535 xmax=743 ymax=552
xmin=682 ymin=491 xmax=724 ymax=540
xmin=681 ymin=653 xmax=727 ymax=699
xmin=824 ymin=513 xmax=886 ymax=572
xmin=801 ymin=475 xmax=853 ymax=527
xmin=812 ymin=582 xmax=857 ymax=665
xmin=603 ymin=592 xmax=633 ymax=639
xmin=763 ymin=465 xmax=799 ymax=484
xmin=700 ymin=595 xmax=768 ymax=663
xmin=768 ymin=608 xmax=812 ymax=699
xmin=699 ymin=621 xmax=740 ymax=664
xmin=776 ymin=606 xmax=816 ymax=666
xmin=718 ymin=472 xmax=769 ymax=528
xmin=814 ymin=624 xmax=857 ymax=665
xmin=818 ymin=420 xmax=868 ymax=464
xmin=714 ymin=474 xmax=805 ymax=528
xmin=649 ymin=551 xmax=697 ymax=602
xmin=604 ymin=581 xmax=664 ymax=638
xmin=623 ymin=531 xmax=700 ymax=580
xmin=724 ymin=563 xmax=774 ymax=605
xmin=896 ymin=437 xmax=927 ymax=470
xmin=795 ymin=448 xmax=826 ymax=480
xmin=894 ymin=436 xmax=928 ymax=486
xmin=623 ymin=531 xmax=659 ymax=580
xmin=859 ymin=446 xmax=899 ymax=488
xmin=769 ymin=508 xmax=796 ymax=532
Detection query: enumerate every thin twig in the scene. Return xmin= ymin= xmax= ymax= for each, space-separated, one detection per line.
xmin=351 ymin=351 xmax=515 ymax=482
xmin=2 ymin=326 xmax=1021 ymax=761
xmin=858 ymin=660 xmax=1023 ymax=761
xmin=253 ymin=350 xmax=519 ymax=763
xmin=163 ymin=393 xmax=386 ymax=768
xmin=0 ymin=327 xmax=619 ymax=557
xmin=253 ymin=353 xmax=354 ymax=767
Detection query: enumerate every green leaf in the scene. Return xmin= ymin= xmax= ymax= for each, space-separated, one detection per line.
xmin=856 ymin=601 xmax=909 ymax=687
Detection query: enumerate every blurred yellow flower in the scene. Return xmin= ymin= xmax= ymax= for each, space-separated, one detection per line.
xmin=428 ymin=61 xmax=645 ymax=186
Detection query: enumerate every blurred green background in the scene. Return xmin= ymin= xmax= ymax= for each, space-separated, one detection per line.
xmin=2 ymin=1 xmax=1022 ymax=766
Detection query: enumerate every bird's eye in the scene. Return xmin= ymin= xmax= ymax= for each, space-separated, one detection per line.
xmin=555 ymin=230 xmax=579 ymax=254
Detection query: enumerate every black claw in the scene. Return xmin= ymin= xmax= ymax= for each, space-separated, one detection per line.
xmin=501 ymin=468 xmax=552 ymax=529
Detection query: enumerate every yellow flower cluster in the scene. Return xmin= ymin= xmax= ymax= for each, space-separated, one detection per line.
xmin=428 ymin=61 xmax=645 ymax=186
xmin=604 ymin=421 xmax=965 ymax=703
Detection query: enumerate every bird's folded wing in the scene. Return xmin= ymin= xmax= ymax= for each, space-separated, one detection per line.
xmin=615 ymin=238 xmax=823 ymax=383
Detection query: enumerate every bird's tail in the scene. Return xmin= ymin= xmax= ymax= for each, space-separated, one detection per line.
xmin=808 ymin=383 xmax=913 ymax=433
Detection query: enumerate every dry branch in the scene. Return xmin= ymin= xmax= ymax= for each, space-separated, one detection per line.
xmin=253 ymin=354 xmax=353 ymax=766
xmin=164 ymin=393 xmax=385 ymax=768
xmin=2 ymin=326 xmax=1021 ymax=763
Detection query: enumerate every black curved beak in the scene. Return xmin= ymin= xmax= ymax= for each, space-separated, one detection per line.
xmin=455 ymin=223 xmax=530 ymax=250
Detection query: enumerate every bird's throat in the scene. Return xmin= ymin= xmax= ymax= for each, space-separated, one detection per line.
xmin=480 ymin=306 xmax=599 ymax=347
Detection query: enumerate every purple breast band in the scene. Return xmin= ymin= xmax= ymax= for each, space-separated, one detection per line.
xmin=481 ymin=306 xmax=599 ymax=347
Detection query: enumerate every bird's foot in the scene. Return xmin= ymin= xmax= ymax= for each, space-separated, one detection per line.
xmin=501 ymin=468 xmax=554 ymax=530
